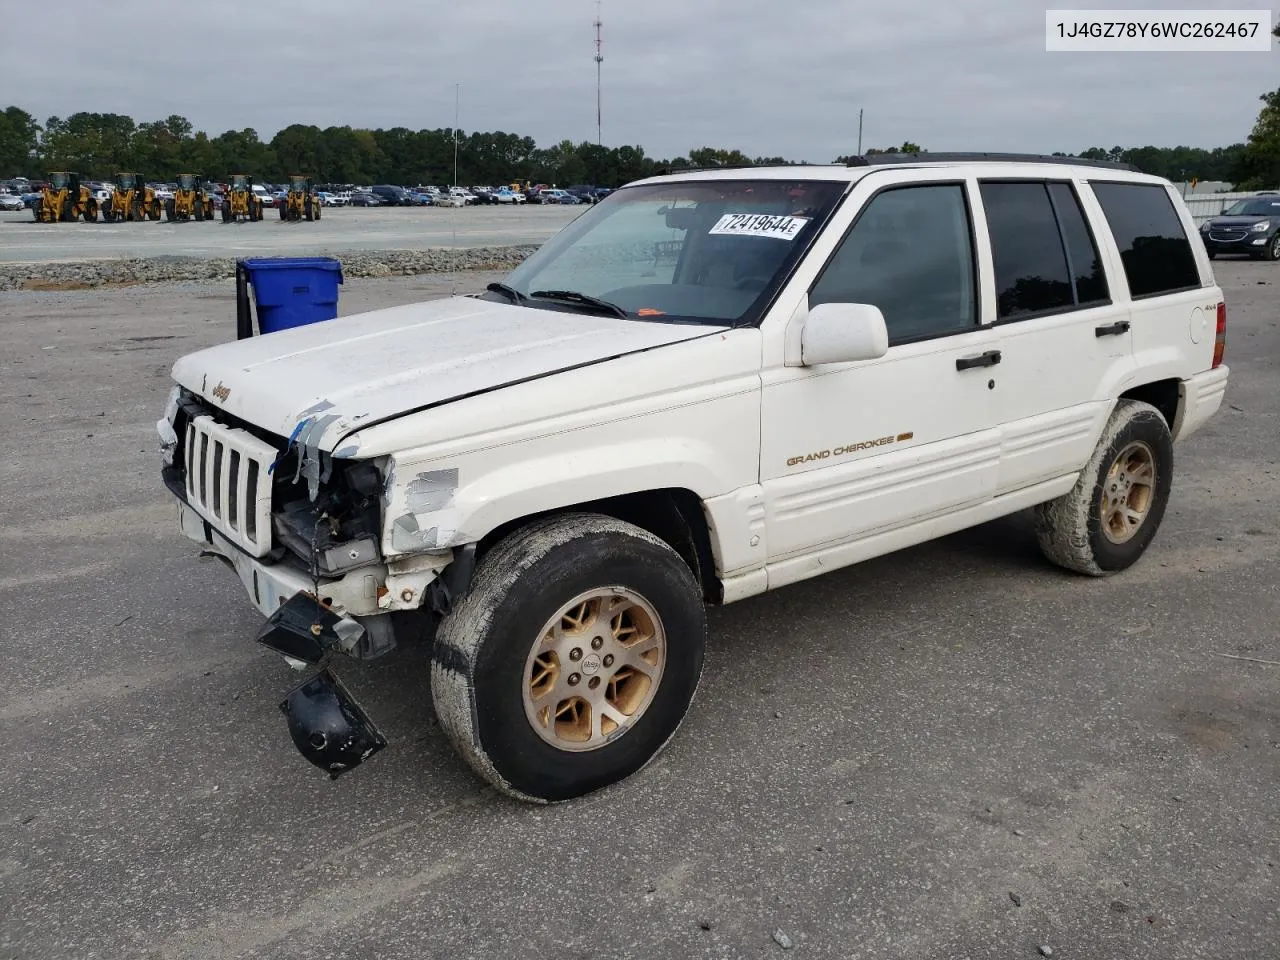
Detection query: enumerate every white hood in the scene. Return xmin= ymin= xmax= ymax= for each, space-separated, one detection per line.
xmin=171 ymin=296 xmax=722 ymax=453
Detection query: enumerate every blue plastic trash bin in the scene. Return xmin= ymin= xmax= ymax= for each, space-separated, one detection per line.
xmin=238 ymin=257 xmax=343 ymax=336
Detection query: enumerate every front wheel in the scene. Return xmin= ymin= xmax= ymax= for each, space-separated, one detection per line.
xmin=431 ymin=514 xmax=707 ymax=803
xmin=165 ymin=199 xmax=175 ymax=222
xmin=1265 ymin=234 xmax=1280 ymax=262
xmin=1036 ymin=399 xmax=1173 ymax=576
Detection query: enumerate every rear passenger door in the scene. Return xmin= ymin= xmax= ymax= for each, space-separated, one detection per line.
xmin=973 ymin=179 xmax=1137 ymax=494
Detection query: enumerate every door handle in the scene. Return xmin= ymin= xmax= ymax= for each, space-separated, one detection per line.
xmin=1095 ymin=321 xmax=1131 ymax=337
xmin=955 ymin=350 xmax=1002 ymax=371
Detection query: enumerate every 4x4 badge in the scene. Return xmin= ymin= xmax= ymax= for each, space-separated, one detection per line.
xmin=211 ymin=381 xmax=231 ymax=402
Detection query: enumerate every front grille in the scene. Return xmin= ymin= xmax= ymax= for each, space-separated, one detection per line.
xmin=1209 ymin=229 xmax=1247 ymax=242
xmin=184 ymin=415 xmax=278 ymax=557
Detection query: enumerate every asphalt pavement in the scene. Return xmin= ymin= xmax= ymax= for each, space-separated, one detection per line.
xmin=1 ymin=261 xmax=1277 ymax=959
xmin=0 ymin=205 xmax=581 ymax=264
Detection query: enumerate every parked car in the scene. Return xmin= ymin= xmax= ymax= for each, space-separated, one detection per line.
xmin=156 ymin=154 xmax=1229 ymax=803
xmin=317 ymin=191 xmax=346 ymax=207
xmin=537 ymin=189 xmax=573 ymax=205
xmin=566 ymin=185 xmax=600 ymax=203
xmin=470 ymin=188 xmax=496 ymax=205
xmin=370 ymin=184 xmax=412 ymax=206
xmin=20 ymin=192 xmax=41 ymax=209
xmin=492 ymin=186 xmax=526 ymax=204
xmin=0 ymin=192 xmax=24 ymax=211
xmin=349 ymin=191 xmax=382 ymax=207
xmin=252 ymin=184 xmax=274 ymax=208
xmin=1199 ymin=194 xmax=1280 ymax=260
xmin=433 ymin=193 xmax=466 ymax=208
xmin=556 ymin=192 xmax=583 ymax=205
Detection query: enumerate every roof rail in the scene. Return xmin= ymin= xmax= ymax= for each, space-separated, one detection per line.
xmin=844 ymin=152 xmax=1141 ymax=172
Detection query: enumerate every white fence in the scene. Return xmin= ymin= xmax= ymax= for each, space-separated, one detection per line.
xmin=1181 ymin=191 xmax=1273 ymax=224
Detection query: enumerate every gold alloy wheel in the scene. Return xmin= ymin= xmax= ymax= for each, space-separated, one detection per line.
xmin=522 ymin=587 xmax=667 ymax=752
xmin=1099 ymin=440 xmax=1157 ymax=545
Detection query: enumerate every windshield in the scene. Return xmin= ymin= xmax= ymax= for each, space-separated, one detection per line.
xmin=50 ymin=172 xmax=71 ymax=190
xmin=117 ymin=173 xmax=136 ymax=189
xmin=290 ymin=176 xmax=307 ymax=190
xmin=178 ymin=174 xmax=196 ymax=190
xmin=496 ymin=179 xmax=847 ymax=324
xmin=232 ymin=175 xmax=249 ymax=190
xmin=1224 ymin=198 xmax=1280 ymax=216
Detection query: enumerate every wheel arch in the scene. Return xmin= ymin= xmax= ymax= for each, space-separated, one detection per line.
xmin=1118 ymin=378 xmax=1180 ymax=432
xmin=473 ymin=488 xmax=721 ymax=604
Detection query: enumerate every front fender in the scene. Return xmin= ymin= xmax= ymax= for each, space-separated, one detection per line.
xmin=379 ymin=386 xmax=759 ymax=559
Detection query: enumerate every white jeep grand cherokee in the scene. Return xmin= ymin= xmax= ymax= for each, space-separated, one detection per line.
xmin=158 ymin=153 xmax=1229 ymax=802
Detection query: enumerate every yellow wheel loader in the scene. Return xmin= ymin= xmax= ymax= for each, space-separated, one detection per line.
xmin=221 ymin=174 xmax=263 ymax=222
xmin=279 ymin=175 xmax=321 ymax=221
xmin=167 ymin=173 xmax=215 ymax=222
xmin=33 ymin=172 xmax=99 ymax=223
xmin=102 ymin=173 xmax=161 ymax=222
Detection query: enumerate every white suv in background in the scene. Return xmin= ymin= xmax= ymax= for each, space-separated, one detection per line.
xmin=159 ymin=153 xmax=1228 ymax=802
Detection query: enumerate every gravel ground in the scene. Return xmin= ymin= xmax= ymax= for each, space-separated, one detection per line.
xmin=0 ymin=246 xmax=538 ymax=291
xmin=0 ymin=260 xmax=1277 ymax=960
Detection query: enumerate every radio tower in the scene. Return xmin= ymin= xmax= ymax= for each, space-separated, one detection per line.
xmin=594 ymin=1 xmax=604 ymax=145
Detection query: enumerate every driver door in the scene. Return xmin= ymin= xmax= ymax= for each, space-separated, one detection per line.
xmin=759 ymin=175 xmax=1004 ymax=575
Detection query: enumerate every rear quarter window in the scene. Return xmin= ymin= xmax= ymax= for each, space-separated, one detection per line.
xmin=1089 ymin=182 xmax=1201 ymax=298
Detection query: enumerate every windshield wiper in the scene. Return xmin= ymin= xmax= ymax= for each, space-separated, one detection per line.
xmin=529 ymin=289 xmax=630 ymax=320
xmin=485 ymin=282 xmax=528 ymax=304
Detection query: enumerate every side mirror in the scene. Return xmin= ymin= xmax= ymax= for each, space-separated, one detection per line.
xmin=796 ymin=302 xmax=889 ymax=367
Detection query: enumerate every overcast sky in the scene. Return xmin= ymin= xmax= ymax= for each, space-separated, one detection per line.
xmin=4 ymin=0 xmax=1276 ymax=161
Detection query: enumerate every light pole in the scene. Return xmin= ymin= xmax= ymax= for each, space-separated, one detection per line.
xmin=453 ymin=83 xmax=461 ymax=190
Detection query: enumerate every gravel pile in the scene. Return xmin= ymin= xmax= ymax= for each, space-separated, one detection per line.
xmin=0 ymin=245 xmax=539 ymax=291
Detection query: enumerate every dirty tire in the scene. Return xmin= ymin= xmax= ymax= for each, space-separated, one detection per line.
xmin=1035 ymin=399 xmax=1173 ymax=576
xmin=431 ymin=513 xmax=706 ymax=803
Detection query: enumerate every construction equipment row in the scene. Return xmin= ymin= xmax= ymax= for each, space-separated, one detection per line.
xmin=31 ymin=172 xmax=320 ymax=224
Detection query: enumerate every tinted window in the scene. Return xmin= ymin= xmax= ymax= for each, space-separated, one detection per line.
xmin=981 ymin=182 xmax=1073 ymax=319
xmin=1090 ymin=182 xmax=1200 ymax=297
xmin=1047 ymin=182 xmax=1108 ymax=305
xmin=810 ymin=184 xmax=976 ymax=342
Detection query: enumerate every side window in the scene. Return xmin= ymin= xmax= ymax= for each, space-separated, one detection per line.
xmin=810 ymin=184 xmax=976 ymax=343
xmin=1047 ymin=183 xmax=1109 ymax=306
xmin=1089 ymin=182 xmax=1201 ymax=297
xmin=980 ymin=181 xmax=1111 ymax=320
xmin=980 ymin=182 xmax=1073 ymax=319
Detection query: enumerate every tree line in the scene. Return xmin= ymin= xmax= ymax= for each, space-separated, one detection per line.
xmin=1 ymin=96 xmax=1277 ymax=188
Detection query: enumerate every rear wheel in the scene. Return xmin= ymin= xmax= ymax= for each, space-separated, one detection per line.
xmin=431 ymin=514 xmax=707 ymax=803
xmin=32 ymin=199 xmax=42 ymax=222
xmin=221 ymin=201 xmax=231 ymax=223
xmin=83 ymin=199 xmax=98 ymax=222
xmin=1036 ymin=399 xmax=1173 ymax=576
xmin=165 ymin=199 xmax=175 ymax=222
xmin=304 ymin=198 xmax=314 ymax=221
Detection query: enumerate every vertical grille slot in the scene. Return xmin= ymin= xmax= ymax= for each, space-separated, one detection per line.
xmin=198 ymin=434 xmax=209 ymax=505
xmin=245 ymin=460 xmax=260 ymax=543
xmin=227 ymin=451 xmax=241 ymax=530
xmin=211 ymin=443 xmax=224 ymax=518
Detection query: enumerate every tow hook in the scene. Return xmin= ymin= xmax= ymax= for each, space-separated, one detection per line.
xmin=256 ymin=591 xmax=387 ymax=778
xmin=280 ymin=668 xmax=387 ymax=779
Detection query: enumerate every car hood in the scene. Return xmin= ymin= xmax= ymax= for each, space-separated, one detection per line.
xmin=171 ymin=296 xmax=724 ymax=454
xmin=1207 ymin=215 xmax=1273 ymax=228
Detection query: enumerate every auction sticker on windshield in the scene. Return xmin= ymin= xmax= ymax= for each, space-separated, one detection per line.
xmin=709 ymin=213 xmax=810 ymax=240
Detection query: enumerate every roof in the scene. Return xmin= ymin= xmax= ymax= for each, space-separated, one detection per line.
xmin=630 ymin=153 xmax=1164 ymax=189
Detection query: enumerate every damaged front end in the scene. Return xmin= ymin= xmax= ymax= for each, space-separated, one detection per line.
xmin=160 ymin=388 xmax=458 ymax=780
